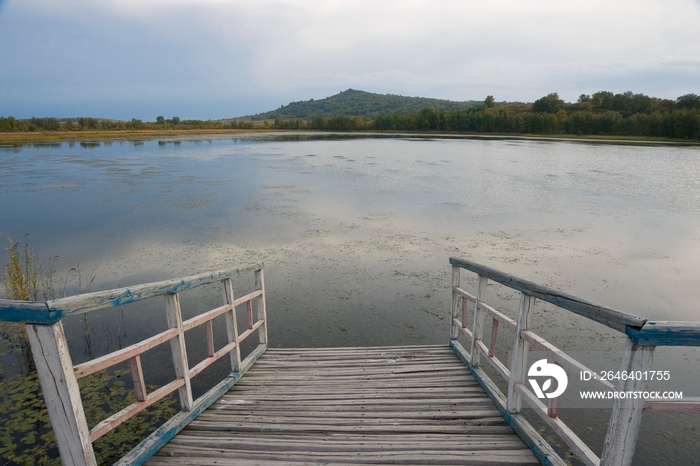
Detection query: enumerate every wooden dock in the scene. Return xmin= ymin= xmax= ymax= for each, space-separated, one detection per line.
xmin=146 ymin=345 xmax=539 ymax=465
xmin=2 ymin=258 xmax=699 ymax=466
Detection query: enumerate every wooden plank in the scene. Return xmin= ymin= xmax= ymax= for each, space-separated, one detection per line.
xmin=451 ymin=265 xmax=461 ymax=340
xmin=450 ymin=340 xmax=567 ymax=466
xmin=26 ymin=322 xmax=97 ymax=466
xmin=0 ymin=299 xmax=62 ymax=324
xmin=254 ymin=269 xmax=268 ymax=345
xmin=507 ymin=293 xmax=534 ymax=413
xmin=479 ymin=301 xmax=517 ymax=331
xmin=115 ymin=344 xmax=267 ymax=466
xmin=73 ymin=328 xmax=179 ymax=379
xmin=520 ymin=329 xmax=616 ymax=392
xmin=449 ymin=256 xmax=646 ymax=333
xmin=475 ymin=340 xmax=510 ymax=382
xmin=181 ymin=304 xmax=232 ymax=332
xmin=238 ymin=319 xmax=264 ymax=343
xmin=222 ymin=278 xmax=242 ymax=373
xmin=626 ymin=320 xmax=700 ymax=346
xmin=470 ymin=275 xmax=489 ymax=367
xmin=188 ymin=340 xmax=238 ymax=378
xmin=644 ymin=398 xmax=700 ymax=413
xmin=144 ymin=344 xmax=540 ymax=466
xmin=46 ymin=262 xmax=264 ymax=316
xmin=164 ymin=293 xmax=193 ymax=411
xmin=89 ymin=378 xmax=185 ymax=441
xmin=514 ymin=383 xmax=600 ymax=466
xmin=600 ymin=338 xmax=655 ymax=466
xmin=130 ymin=355 xmax=147 ymax=402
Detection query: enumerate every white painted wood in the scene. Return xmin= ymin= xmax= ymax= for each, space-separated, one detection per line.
xmin=25 ymin=322 xmax=97 ymax=466
xmin=507 ymin=292 xmax=534 ymax=413
xmin=46 ymin=262 xmax=264 ymax=316
xmin=644 ymin=397 xmax=700 ymax=413
xmin=450 ymin=266 xmax=460 ymax=340
xmin=600 ymin=338 xmax=655 ymax=466
xmin=222 ymin=278 xmax=242 ymax=373
xmin=254 ymin=269 xmax=268 ymax=345
xmin=164 ymin=292 xmax=194 ymax=411
xmin=469 ymin=275 xmax=489 ymax=367
xmin=520 ymin=329 xmax=616 ymax=392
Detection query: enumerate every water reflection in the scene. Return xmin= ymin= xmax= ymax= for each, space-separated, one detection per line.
xmin=1 ymin=135 xmax=699 ymax=464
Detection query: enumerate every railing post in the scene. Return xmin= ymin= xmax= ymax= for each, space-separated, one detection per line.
xmin=254 ymin=269 xmax=268 ymax=345
xmin=507 ymin=292 xmax=534 ymax=413
xmin=600 ymin=337 xmax=655 ymax=466
xmin=469 ymin=275 xmax=489 ymax=366
xmin=451 ymin=266 xmax=460 ymax=341
xmin=25 ymin=322 xmax=97 ymax=466
xmin=164 ymin=292 xmax=193 ymax=410
xmin=222 ymin=278 xmax=242 ymax=373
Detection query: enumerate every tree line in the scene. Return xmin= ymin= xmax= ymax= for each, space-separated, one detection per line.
xmin=2 ymin=91 xmax=699 ymax=139
xmin=0 ymin=116 xmax=258 ymax=132
xmin=273 ymin=92 xmax=700 ymax=139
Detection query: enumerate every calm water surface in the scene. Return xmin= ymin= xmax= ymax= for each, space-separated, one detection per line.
xmin=1 ymin=135 xmax=699 ymax=464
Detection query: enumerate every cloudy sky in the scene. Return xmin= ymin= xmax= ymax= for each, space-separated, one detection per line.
xmin=1 ymin=0 xmax=699 ymax=120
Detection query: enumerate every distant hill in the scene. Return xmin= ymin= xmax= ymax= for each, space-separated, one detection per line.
xmin=244 ymin=89 xmax=483 ymax=120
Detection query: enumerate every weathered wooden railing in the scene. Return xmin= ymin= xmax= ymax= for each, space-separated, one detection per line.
xmin=0 ymin=262 xmax=267 ymax=466
xmin=449 ymin=257 xmax=700 ymax=466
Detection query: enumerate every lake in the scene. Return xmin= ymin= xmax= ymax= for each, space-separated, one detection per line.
xmin=1 ymin=134 xmax=699 ymax=464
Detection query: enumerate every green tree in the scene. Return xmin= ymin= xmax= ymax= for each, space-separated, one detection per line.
xmin=156 ymin=116 xmax=165 ymax=124
xmin=532 ymin=93 xmax=565 ymax=113
xmin=484 ymin=95 xmax=495 ymax=108
xmin=676 ymin=94 xmax=700 ymax=110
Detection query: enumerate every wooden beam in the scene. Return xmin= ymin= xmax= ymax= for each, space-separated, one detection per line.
xmin=26 ymin=322 xmax=97 ymax=466
xmin=450 ymin=266 xmax=460 ymax=340
xmin=165 ymin=293 xmax=193 ymax=411
xmin=222 ymin=279 xmax=242 ymax=374
xmin=507 ymin=293 xmax=534 ymax=414
xmin=600 ymin=338 xmax=655 ymax=466
xmin=449 ymin=257 xmax=646 ymax=333
xmin=130 ymin=355 xmax=147 ymax=402
xmin=73 ymin=328 xmax=179 ymax=379
xmin=45 ymin=262 xmax=264 ymax=317
xmin=626 ymin=321 xmax=700 ymax=346
xmin=254 ymin=269 xmax=268 ymax=345
xmin=469 ymin=275 xmax=488 ymax=367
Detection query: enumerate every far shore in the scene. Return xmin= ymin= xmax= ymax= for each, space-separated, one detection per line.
xmin=1 ymin=129 xmax=699 ymax=146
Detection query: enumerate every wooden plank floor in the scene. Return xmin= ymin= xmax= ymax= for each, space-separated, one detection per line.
xmin=147 ymin=345 xmax=540 ymax=465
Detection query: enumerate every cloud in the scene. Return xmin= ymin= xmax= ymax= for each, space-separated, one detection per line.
xmin=1 ymin=0 xmax=699 ymax=118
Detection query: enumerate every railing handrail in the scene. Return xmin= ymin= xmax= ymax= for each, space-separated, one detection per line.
xmin=449 ymin=256 xmax=646 ymax=332
xmin=0 ymin=261 xmax=264 ymax=323
xmin=449 ymin=257 xmax=700 ymax=466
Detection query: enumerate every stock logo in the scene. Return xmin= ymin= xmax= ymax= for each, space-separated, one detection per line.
xmin=528 ymin=359 xmax=568 ymax=399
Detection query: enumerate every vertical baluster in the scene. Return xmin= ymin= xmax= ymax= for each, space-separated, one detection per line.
xmin=26 ymin=322 xmax=97 ymax=466
xmin=469 ymin=275 xmax=489 ymax=366
xmin=451 ymin=266 xmax=460 ymax=340
xmin=461 ymin=296 xmax=468 ymax=329
xmin=488 ymin=318 xmax=499 ymax=358
xmin=164 ymin=292 xmax=193 ymax=411
xmin=205 ymin=320 xmax=215 ymax=357
xmin=254 ymin=268 xmax=268 ymax=345
xmin=129 ymin=355 xmax=147 ymax=402
xmin=222 ymin=278 xmax=242 ymax=373
xmin=246 ymin=300 xmax=253 ymax=329
xmin=507 ymin=292 xmax=534 ymax=413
